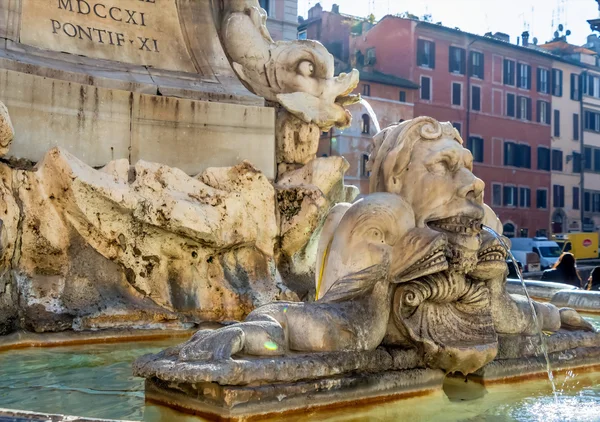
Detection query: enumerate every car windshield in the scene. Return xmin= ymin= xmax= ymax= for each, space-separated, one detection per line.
xmin=538 ymin=246 xmax=562 ymax=258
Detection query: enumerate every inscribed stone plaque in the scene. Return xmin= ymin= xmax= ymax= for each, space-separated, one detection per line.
xmin=20 ymin=0 xmax=197 ymax=73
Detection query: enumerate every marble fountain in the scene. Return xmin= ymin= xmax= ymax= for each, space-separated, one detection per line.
xmin=2 ymin=1 xmax=600 ymax=421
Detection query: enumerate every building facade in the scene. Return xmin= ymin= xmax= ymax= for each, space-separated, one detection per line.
xmin=351 ymin=17 xmax=555 ymax=237
xmin=262 ymin=0 xmax=298 ymax=41
xmin=548 ymin=60 xmax=583 ymax=234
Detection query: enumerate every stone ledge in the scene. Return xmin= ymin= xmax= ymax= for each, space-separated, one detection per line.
xmin=143 ymin=368 xmax=444 ymax=421
xmin=497 ymin=330 xmax=600 ymax=359
xmin=472 ymin=346 xmax=600 ymax=383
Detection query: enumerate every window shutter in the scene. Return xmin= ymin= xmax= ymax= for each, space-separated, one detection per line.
xmin=503 ymin=59 xmax=508 ymax=84
xmin=559 ymin=70 xmax=563 ymax=96
xmin=536 ymin=100 xmax=541 ymax=122
xmin=461 ymin=48 xmax=466 ymax=74
xmin=582 ymin=73 xmax=588 ymax=95
xmin=527 ymin=65 xmax=532 ymax=89
xmin=448 ymin=46 xmax=453 ymax=72
xmin=571 ymin=73 xmax=575 ymax=100
xmin=548 ymin=105 xmax=553 ymax=126
xmin=469 ymin=51 xmax=473 ymax=76
xmin=503 ymin=186 xmax=510 ymax=206
xmin=480 ymin=54 xmax=485 ymax=80
xmin=589 ymin=75 xmax=594 ymax=96
xmin=504 ymin=142 xmax=510 ymax=165
xmin=431 ymin=42 xmax=436 ymax=69
xmin=527 ymin=98 xmax=532 ymax=120
xmin=417 ymin=39 xmax=424 ymax=66
xmin=536 ymin=68 xmax=541 ymax=92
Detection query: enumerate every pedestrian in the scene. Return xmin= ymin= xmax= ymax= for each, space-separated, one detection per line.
xmin=587 ymin=267 xmax=600 ymax=290
xmin=540 ymin=252 xmax=584 ymax=288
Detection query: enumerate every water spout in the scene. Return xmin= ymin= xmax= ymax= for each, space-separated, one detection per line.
xmin=359 ymin=98 xmax=381 ymax=133
xmin=482 ymin=225 xmax=558 ymax=401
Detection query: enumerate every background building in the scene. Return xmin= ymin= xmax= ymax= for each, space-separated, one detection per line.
xmin=263 ymin=0 xmax=298 ymax=41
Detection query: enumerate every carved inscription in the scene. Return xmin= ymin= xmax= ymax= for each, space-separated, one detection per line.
xmin=20 ymin=0 xmax=196 ymax=73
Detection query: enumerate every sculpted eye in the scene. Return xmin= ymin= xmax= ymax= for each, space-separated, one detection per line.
xmin=297 ymin=60 xmax=315 ymax=77
xmin=366 ymin=228 xmax=385 ymax=244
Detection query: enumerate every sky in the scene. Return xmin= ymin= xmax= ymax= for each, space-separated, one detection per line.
xmin=297 ymin=0 xmax=600 ymax=47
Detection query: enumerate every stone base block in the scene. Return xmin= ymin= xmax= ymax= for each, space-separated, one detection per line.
xmin=134 ymin=347 xmax=444 ymax=420
xmin=143 ymin=368 xmax=444 ymax=421
xmin=472 ymin=330 xmax=600 ymax=383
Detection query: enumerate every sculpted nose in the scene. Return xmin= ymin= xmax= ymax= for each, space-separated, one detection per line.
xmin=458 ymin=171 xmax=485 ymax=201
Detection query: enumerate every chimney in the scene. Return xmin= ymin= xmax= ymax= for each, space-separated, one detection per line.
xmin=332 ymin=4 xmax=339 ymax=14
xmin=522 ymin=31 xmax=530 ymax=47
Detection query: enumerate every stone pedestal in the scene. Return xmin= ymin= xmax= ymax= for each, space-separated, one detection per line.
xmin=0 ymin=0 xmax=276 ymax=178
xmin=133 ymin=347 xmax=444 ymax=420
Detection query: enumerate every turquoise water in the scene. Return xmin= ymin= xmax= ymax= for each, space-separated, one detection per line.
xmin=2 ymin=322 xmax=600 ymax=421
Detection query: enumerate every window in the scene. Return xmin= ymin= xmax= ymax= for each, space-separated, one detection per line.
xmin=551 ymin=149 xmax=563 ymax=171
xmin=537 ymin=101 xmax=550 ymax=124
xmin=297 ymin=30 xmax=307 ymax=40
xmin=573 ymin=113 xmax=579 ymax=140
xmin=571 ymin=73 xmax=581 ymax=100
xmin=553 ymin=185 xmax=565 ymax=208
xmin=503 ymin=223 xmax=516 ymax=238
xmin=552 ymin=68 xmax=563 ymax=96
xmin=452 ymin=82 xmax=462 ymax=106
xmin=503 ymin=59 xmax=515 ymax=85
xmin=449 ymin=46 xmax=466 ymax=74
xmin=573 ymin=187 xmax=580 ymax=210
xmin=594 ymin=193 xmax=600 ymax=213
xmin=399 ymin=91 xmax=406 ymax=102
xmin=259 ymin=0 xmax=271 ymax=15
xmin=585 ymin=74 xmax=600 ymax=97
xmin=470 ymin=51 xmax=484 ymax=78
xmin=471 ymin=86 xmax=481 ymax=111
xmin=452 ymin=122 xmax=462 ymax=136
xmin=518 ymin=96 xmax=531 ymax=120
xmin=537 ymin=68 xmax=549 ymax=93
xmin=492 ymin=184 xmax=502 ymax=207
xmin=585 ymin=146 xmax=593 ymax=171
xmin=366 ymin=48 xmax=376 ymax=65
xmin=518 ymin=63 xmax=531 ymax=89
xmin=417 ymin=39 xmax=435 ymax=68
xmin=504 ymin=142 xmax=530 ymax=168
xmin=504 ymin=142 xmax=517 ymax=166
xmin=585 ymin=191 xmax=591 ymax=212
xmin=362 ymin=84 xmax=370 ymax=96
xmin=503 ymin=186 xmax=518 ymax=207
xmin=520 ymin=228 xmax=529 ymax=237
xmin=595 ymin=149 xmax=600 ymax=172
xmin=537 ymin=146 xmax=550 ymax=171
xmin=361 ymin=114 xmax=370 ymax=134
xmin=421 ymin=76 xmax=431 ymax=100
xmin=553 ymin=110 xmax=560 ymax=136
xmin=466 ymin=136 xmax=484 ymax=162
xmin=584 ymin=110 xmax=600 ymax=132
xmin=519 ymin=187 xmax=531 ymax=208
xmin=573 ymin=151 xmax=582 ymax=173
xmin=506 ymin=93 xmax=515 ymax=117
xmin=537 ymin=189 xmax=548 ymax=209
xmin=361 ymin=154 xmax=370 ymax=177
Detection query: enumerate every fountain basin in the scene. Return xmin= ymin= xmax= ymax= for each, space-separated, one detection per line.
xmin=506 ymin=279 xmax=577 ymax=301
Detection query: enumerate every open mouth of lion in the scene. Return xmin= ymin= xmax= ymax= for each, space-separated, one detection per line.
xmin=396 ymin=238 xmax=448 ymax=282
xmin=427 ymin=216 xmax=483 ymax=236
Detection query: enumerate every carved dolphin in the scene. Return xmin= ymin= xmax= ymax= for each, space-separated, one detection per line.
xmin=176 ymin=193 xmax=448 ymax=360
xmin=218 ymin=0 xmax=359 ymax=130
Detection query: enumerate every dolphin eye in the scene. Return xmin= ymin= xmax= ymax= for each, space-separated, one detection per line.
xmin=297 ymin=60 xmax=315 ymax=77
xmin=366 ymin=228 xmax=385 ymax=244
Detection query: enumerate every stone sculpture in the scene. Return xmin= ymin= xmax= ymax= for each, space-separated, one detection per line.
xmin=472 ymin=204 xmax=593 ymax=334
xmin=174 ymin=193 xmax=448 ymax=360
xmin=219 ymin=0 xmax=360 ymax=130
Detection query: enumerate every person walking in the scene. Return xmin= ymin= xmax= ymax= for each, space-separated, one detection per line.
xmin=540 ymin=252 xmax=584 ymax=288
xmin=587 ymin=267 xmax=600 ymax=290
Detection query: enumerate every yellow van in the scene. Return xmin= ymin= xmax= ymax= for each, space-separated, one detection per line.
xmin=552 ymin=233 xmax=599 ymax=260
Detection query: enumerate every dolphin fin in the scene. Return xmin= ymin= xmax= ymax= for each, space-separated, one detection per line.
xmin=318 ymin=262 xmax=387 ymax=303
